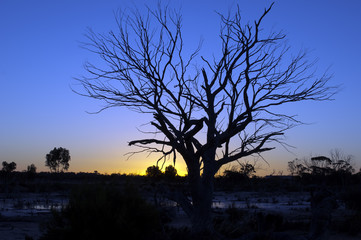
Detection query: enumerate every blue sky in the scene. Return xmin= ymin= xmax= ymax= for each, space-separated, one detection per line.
xmin=1 ymin=0 xmax=360 ymax=175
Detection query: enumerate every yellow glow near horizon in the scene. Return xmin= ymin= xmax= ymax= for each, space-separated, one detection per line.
xmin=33 ymin=153 xmax=287 ymax=177
xmin=60 ymin=153 xmax=189 ymax=176
xmin=30 ymin=147 xmax=290 ymax=177
xmin=66 ymin=165 xmax=188 ymax=176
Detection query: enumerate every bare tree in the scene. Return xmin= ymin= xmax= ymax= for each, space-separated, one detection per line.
xmin=288 ymin=158 xmax=308 ymax=176
xmin=329 ymin=149 xmax=354 ymax=173
xmin=76 ymin=3 xmax=335 ymax=233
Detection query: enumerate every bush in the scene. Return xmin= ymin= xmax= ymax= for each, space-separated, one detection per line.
xmin=146 ymin=165 xmax=163 ymax=179
xmin=41 ymin=183 xmax=162 ymax=240
xmin=1 ymin=161 xmax=16 ymax=172
xmin=339 ymin=187 xmax=361 ymax=235
xmin=343 ymin=188 xmax=361 ymax=212
xmin=164 ymin=165 xmax=178 ymax=179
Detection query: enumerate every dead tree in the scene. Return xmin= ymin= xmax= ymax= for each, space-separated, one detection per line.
xmin=76 ymin=3 xmax=336 ymax=233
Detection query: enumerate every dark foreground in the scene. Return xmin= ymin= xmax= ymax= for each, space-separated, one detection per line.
xmin=1 ymin=172 xmax=361 ymax=239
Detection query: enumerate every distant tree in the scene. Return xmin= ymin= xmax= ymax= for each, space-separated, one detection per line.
xmin=287 ymin=160 xmax=296 ymax=176
xmin=2 ymin=161 xmax=17 ymax=173
xmin=146 ymin=165 xmax=163 ymax=178
xmin=309 ymin=156 xmax=333 ymax=176
xmin=329 ymin=149 xmax=354 ymax=174
xmin=27 ymin=164 xmax=37 ymax=174
xmin=288 ymin=159 xmax=308 ymax=176
xmin=45 ymin=147 xmax=71 ymax=173
xmin=164 ymin=165 xmax=178 ymax=179
xmin=288 ymin=149 xmax=354 ymax=177
xmin=223 ymin=166 xmax=245 ymax=181
xmin=76 ymin=3 xmax=336 ymax=232
xmin=223 ymin=161 xmax=256 ymax=181
xmin=239 ymin=163 xmax=256 ymax=178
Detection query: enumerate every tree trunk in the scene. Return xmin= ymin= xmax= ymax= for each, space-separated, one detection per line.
xmin=191 ymin=179 xmax=214 ymax=233
xmin=188 ymin=158 xmax=215 ymax=234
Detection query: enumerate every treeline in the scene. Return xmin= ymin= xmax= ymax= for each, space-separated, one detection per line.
xmin=1 ymin=159 xmax=360 ymax=194
xmin=286 ymin=151 xmax=359 ymax=187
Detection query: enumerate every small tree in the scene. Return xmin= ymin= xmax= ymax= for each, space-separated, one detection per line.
xmin=45 ymin=147 xmax=71 ymax=173
xmin=164 ymin=165 xmax=178 ymax=179
xmin=27 ymin=164 xmax=37 ymax=174
xmin=146 ymin=165 xmax=163 ymax=178
xmin=329 ymin=149 xmax=354 ymax=174
xmin=223 ymin=166 xmax=245 ymax=181
xmin=239 ymin=163 xmax=256 ymax=178
xmin=288 ymin=159 xmax=308 ymax=176
xmin=2 ymin=161 xmax=16 ymax=173
xmin=223 ymin=162 xmax=256 ymax=181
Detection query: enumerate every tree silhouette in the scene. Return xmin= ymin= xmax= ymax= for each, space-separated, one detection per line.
xmin=146 ymin=165 xmax=163 ymax=178
xmin=164 ymin=165 xmax=178 ymax=179
xmin=1 ymin=161 xmax=16 ymax=173
xmin=45 ymin=147 xmax=71 ymax=173
xmin=288 ymin=149 xmax=354 ymax=177
xmin=223 ymin=161 xmax=257 ymax=181
xmin=239 ymin=163 xmax=256 ymax=178
xmin=27 ymin=164 xmax=37 ymax=174
xmin=76 ymin=3 xmax=335 ymax=233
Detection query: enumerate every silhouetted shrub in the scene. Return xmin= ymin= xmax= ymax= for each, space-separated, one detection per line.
xmin=223 ymin=164 xmax=256 ymax=182
xmin=223 ymin=169 xmax=248 ymax=182
xmin=41 ymin=183 xmax=162 ymax=240
xmin=336 ymin=214 xmax=361 ymax=236
xmin=213 ymin=205 xmax=247 ymax=238
xmin=1 ymin=161 xmax=16 ymax=172
xmin=225 ymin=203 xmax=246 ymax=223
xmin=339 ymin=187 xmax=361 ymax=235
xmin=343 ymin=188 xmax=361 ymax=211
xmin=27 ymin=164 xmax=37 ymax=174
xmin=146 ymin=165 xmax=163 ymax=179
xmin=164 ymin=165 xmax=178 ymax=180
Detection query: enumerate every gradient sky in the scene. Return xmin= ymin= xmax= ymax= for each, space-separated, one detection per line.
xmin=1 ymin=0 xmax=360 ymax=176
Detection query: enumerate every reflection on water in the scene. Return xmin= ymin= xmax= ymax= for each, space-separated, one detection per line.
xmin=0 ymin=193 xmax=68 ymax=217
xmin=211 ymin=192 xmax=310 ymax=215
xmin=1 ymin=191 xmax=311 ymax=218
xmin=149 ymin=191 xmax=310 ymax=216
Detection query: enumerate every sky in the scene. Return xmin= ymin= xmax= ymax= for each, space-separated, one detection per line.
xmin=1 ymin=0 xmax=360 ymax=176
